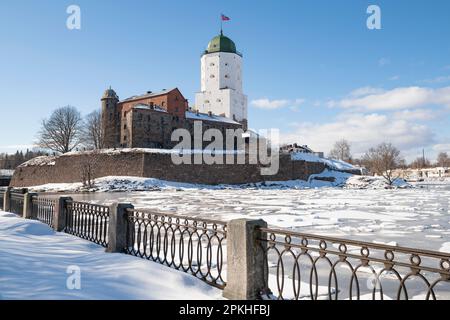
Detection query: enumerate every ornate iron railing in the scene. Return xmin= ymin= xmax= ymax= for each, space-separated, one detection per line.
xmin=31 ymin=197 xmax=56 ymax=227
xmin=9 ymin=190 xmax=25 ymax=215
xmin=124 ymin=209 xmax=227 ymax=289
xmin=258 ymin=228 xmax=450 ymax=300
xmin=65 ymin=201 xmax=110 ymax=247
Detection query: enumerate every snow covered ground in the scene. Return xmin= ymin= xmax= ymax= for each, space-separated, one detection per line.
xmin=28 ymin=171 xmax=410 ymax=193
xmin=29 ymin=176 xmax=450 ymax=253
xmin=0 ymin=211 xmax=222 ymax=300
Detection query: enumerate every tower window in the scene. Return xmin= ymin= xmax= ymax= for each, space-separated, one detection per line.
xmin=210 ymin=63 xmax=215 ymax=66
xmin=225 ymin=63 xmax=228 ymax=66
xmin=225 ymin=74 xmax=229 ymax=78
xmin=210 ymin=74 xmax=215 ymax=78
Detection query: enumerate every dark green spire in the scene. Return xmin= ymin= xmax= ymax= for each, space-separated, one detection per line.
xmin=204 ymin=32 xmax=241 ymax=56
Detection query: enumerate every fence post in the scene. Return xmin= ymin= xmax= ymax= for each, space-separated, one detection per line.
xmin=53 ymin=197 xmax=72 ymax=232
xmin=223 ymin=218 xmax=268 ymax=300
xmin=106 ymin=203 xmax=134 ymax=253
xmin=3 ymin=187 xmax=12 ymax=212
xmin=23 ymin=192 xmax=37 ymax=219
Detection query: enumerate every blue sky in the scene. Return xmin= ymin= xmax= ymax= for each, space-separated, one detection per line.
xmin=0 ymin=0 xmax=449 ymax=161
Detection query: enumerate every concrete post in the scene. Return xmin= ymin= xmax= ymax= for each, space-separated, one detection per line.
xmin=53 ymin=197 xmax=72 ymax=232
xmin=23 ymin=193 xmax=38 ymax=219
xmin=3 ymin=187 xmax=12 ymax=212
xmin=106 ymin=203 xmax=134 ymax=253
xmin=223 ymin=218 xmax=268 ymax=300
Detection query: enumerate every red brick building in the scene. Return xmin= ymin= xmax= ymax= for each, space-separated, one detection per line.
xmin=101 ymin=87 xmax=243 ymax=149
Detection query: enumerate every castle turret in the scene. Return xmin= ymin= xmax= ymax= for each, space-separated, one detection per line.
xmin=195 ymin=30 xmax=248 ymax=129
xmin=101 ymin=87 xmax=120 ymax=148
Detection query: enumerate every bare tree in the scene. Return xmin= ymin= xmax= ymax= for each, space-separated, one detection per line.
xmin=82 ymin=110 xmax=104 ymax=150
xmin=362 ymin=142 xmax=403 ymax=185
xmin=329 ymin=139 xmax=352 ymax=163
xmin=79 ymin=150 xmax=101 ymax=188
xmin=410 ymin=157 xmax=431 ymax=169
xmin=436 ymin=152 xmax=450 ymax=167
xmin=37 ymin=106 xmax=83 ymax=154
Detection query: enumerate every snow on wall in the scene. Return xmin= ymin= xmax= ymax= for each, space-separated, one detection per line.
xmin=290 ymin=152 xmax=358 ymax=171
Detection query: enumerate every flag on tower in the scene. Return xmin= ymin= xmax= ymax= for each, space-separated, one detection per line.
xmin=221 ymin=14 xmax=230 ymax=21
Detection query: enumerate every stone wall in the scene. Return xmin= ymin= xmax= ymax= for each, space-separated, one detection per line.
xmin=10 ymin=151 xmax=327 ymax=187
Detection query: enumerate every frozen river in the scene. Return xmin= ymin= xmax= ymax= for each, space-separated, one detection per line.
xmin=44 ymin=182 xmax=450 ymax=253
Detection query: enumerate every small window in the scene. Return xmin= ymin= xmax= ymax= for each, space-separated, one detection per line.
xmin=210 ymin=63 xmax=215 ymax=67
xmin=124 ymin=124 xmax=127 ymax=129
xmin=210 ymin=74 xmax=215 ymax=78
xmin=225 ymin=74 xmax=229 ymax=78
xmin=217 ymin=99 xmax=221 ymax=103
xmin=124 ymin=136 xmax=127 ymax=141
xmin=225 ymin=63 xmax=228 ymax=66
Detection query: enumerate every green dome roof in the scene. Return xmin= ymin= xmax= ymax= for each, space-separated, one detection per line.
xmin=204 ymin=31 xmax=241 ymax=56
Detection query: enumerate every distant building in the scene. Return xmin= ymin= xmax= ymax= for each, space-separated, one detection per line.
xmin=280 ymin=143 xmax=324 ymax=158
xmin=392 ymin=167 xmax=450 ymax=181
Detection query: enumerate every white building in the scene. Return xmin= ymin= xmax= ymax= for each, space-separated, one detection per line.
xmin=195 ymin=31 xmax=248 ymax=129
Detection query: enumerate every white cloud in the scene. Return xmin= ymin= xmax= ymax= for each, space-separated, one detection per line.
xmin=393 ymin=109 xmax=437 ymax=121
xmin=251 ymin=98 xmax=305 ymax=110
xmin=378 ymin=57 xmax=391 ymax=67
xmin=422 ymin=75 xmax=450 ymax=84
xmin=349 ymin=86 xmax=384 ymax=97
xmin=282 ymin=113 xmax=434 ymax=160
xmin=331 ymin=86 xmax=450 ymax=111
xmin=433 ymin=144 xmax=450 ymax=152
xmin=389 ymin=75 xmax=400 ymax=81
xmin=251 ymin=98 xmax=289 ymax=109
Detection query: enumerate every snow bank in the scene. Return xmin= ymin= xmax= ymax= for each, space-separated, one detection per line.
xmin=0 ymin=211 xmax=222 ymax=300
xmin=28 ymin=170 xmax=411 ymax=193
xmin=345 ymin=175 xmax=410 ymax=189
xmin=441 ymin=242 xmax=450 ymax=253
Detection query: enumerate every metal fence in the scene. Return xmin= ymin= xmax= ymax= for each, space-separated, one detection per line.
xmin=65 ymin=201 xmax=110 ymax=247
xmin=31 ymin=197 xmax=56 ymax=227
xmin=258 ymin=227 xmax=450 ymax=300
xmin=9 ymin=190 xmax=25 ymax=215
xmin=124 ymin=209 xmax=227 ymax=289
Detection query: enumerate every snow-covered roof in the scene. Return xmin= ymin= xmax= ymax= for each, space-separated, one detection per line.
xmin=132 ymin=104 xmax=168 ymax=113
xmin=186 ymin=111 xmax=240 ymax=125
xmin=121 ymin=88 xmax=178 ymax=102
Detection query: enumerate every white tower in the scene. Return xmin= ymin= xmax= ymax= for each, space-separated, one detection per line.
xmin=195 ymin=31 xmax=248 ymax=128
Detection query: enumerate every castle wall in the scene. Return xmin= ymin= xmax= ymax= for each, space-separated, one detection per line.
xmin=10 ymin=151 xmax=327 ymax=187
